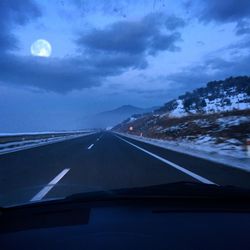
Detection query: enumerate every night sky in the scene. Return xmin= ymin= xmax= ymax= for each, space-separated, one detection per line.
xmin=0 ymin=0 xmax=250 ymax=132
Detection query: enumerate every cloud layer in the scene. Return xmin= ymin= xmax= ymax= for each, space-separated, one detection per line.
xmin=0 ymin=9 xmax=184 ymax=93
xmin=0 ymin=0 xmax=249 ymax=95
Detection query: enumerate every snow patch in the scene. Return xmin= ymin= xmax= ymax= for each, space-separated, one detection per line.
xmin=169 ymin=100 xmax=187 ymax=117
xmin=203 ymin=93 xmax=250 ymax=113
xmin=217 ymin=116 xmax=250 ymax=128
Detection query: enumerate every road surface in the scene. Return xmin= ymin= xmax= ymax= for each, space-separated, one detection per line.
xmin=1 ymin=132 xmax=250 ymax=206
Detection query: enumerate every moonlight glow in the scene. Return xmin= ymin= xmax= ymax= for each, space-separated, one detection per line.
xmin=30 ymin=39 xmax=52 ymax=57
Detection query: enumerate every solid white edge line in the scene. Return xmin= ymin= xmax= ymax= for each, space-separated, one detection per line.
xmin=116 ymin=135 xmax=217 ymax=185
xmin=30 ymin=168 xmax=70 ymax=202
xmin=87 ymin=144 xmax=94 ymax=150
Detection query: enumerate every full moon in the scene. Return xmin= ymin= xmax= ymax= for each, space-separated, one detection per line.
xmin=30 ymin=39 xmax=52 ymax=57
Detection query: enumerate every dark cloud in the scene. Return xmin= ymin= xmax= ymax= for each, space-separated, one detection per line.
xmin=186 ymin=0 xmax=250 ymax=35
xmin=235 ymin=19 xmax=250 ymax=35
xmin=149 ymin=32 xmax=181 ymax=54
xmin=0 ymin=0 xmax=41 ymax=25
xmin=228 ymin=37 xmax=250 ymax=51
xmin=0 ymin=0 xmax=41 ymax=52
xmin=79 ymin=21 xmax=153 ymax=55
xmin=77 ymin=13 xmax=184 ymax=55
xmin=165 ymin=16 xmax=186 ymax=30
xmin=194 ymin=0 xmax=250 ymax=23
xmin=0 ymin=52 xmax=149 ymax=93
xmin=0 ymin=55 xmax=98 ymax=93
xmin=0 ymin=29 xmax=17 ymax=52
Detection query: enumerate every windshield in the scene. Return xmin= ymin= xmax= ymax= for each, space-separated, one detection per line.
xmin=0 ymin=0 xmax=250 ymax=207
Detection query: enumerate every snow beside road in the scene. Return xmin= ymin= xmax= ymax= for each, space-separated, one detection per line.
xmin=116 ymin=132 xmax=250 ymax=172
xmin=0 ymin=132 xmax=96 ymax=155
xmin=0 ymin=130 xmax=92 ymax=136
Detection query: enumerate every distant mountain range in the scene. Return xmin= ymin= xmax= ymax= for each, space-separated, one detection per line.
xmin=84 ymin=105 xmax=157 ymax=129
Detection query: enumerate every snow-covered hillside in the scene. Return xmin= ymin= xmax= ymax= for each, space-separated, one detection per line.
xmin=156 ymin=76 xmax=250 ymax=117
xmin=167 ymin=92 xmax=250 ymax=117
xmin=113 ymin=76 xmax=250 ymax=161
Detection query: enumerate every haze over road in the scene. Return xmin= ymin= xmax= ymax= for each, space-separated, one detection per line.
xmin=1 ymin=132 xmax=250 ymax=206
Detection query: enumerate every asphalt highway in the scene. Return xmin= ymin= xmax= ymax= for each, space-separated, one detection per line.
xmin=1 ymin=131 xmax=250 ymax=206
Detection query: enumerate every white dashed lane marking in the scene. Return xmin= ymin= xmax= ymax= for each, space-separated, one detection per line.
xmin=30 ymin=168 xmax=70 ymax=202
xmin=87 ymin=144 xmax=94 ymax=150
